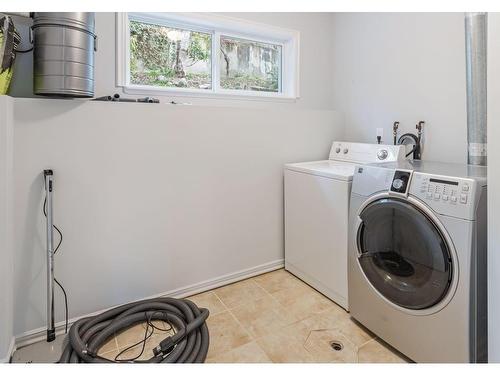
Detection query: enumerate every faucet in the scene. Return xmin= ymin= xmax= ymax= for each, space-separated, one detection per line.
xmin=393 ymin=121 xmax=400 ymax=145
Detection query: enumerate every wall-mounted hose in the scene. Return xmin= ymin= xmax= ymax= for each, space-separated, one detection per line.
xmin=397 ymin=121 xmax=424 ymax=159
xmin=59 ymin=297 xmax=210 ymax=363
xmin=398 ymin=133 xmax=420 ymax=159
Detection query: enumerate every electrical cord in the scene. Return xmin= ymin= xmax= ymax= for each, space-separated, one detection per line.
xmin=43 ymin=198 xmax=63 ymax=253
xmin=114 ymin=311 xmax=174 ymax=362
xmin=43 ymin=198 xmax=69 ymax=334
xmin=54 ymin=279 xmax=69 ymax=334
xmin=115 ymin=318 xmax=154 ymax=362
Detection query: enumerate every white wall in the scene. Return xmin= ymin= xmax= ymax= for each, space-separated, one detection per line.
xmin=331 ymin=13 xmax=467 ymax=163
xmin=487 ymin=12 xmax=500 ymax=363
xmin=4 ymin=11 xmax=343 ymax=337
xmin=0 ymin=96 xmax=14 ymax=361
xmin=12 ymin=98 xmax=343 ymax=336
xmin=8 ymin=12 xmax=336 ymax=111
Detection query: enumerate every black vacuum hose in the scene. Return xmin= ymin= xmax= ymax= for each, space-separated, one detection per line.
xmin=59 ymin=297 xmax=209 ymax=363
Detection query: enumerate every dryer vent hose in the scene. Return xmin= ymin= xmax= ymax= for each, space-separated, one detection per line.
xmin=59 ymin=297 xmax=210 ymax=363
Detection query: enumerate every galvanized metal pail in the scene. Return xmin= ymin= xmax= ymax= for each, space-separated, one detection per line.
xmin=32 ymin=12 xmax=97 ymax=97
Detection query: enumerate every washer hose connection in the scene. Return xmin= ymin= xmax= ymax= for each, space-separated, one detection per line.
xmin=59 ymin=297 xmax=210 ymax=363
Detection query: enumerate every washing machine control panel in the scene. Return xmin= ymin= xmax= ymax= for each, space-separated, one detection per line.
xmin=328 ymin=142 xmax=406 ymax=163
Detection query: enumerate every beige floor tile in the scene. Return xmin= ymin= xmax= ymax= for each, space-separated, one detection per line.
xmin=358 ymin=338 xmax=409 ymax=363
xmin=213 ymin=278 xmax=268 ymax=309
xmin=97 ymin=336 xmax=119 ymax=356
xmin=206 ymin=311 xmax=253 ymax=359
xmin=300 ymin=307 xmax=374 ymax=348
xmin=230 ymin=295 xmax=299 ymax=339
xmin=270 ymin=282 xmax=335 ymax=321
xmin=98 ymin=349 xmax=120 ymax=361
xmin=303 ymin=329 xmax=358 ymax=363
xmin=207 ymin=341 xmax=272 ymax=363
xmin=114 ymin=335 xmax=165 ymax=362
xmin=187 ymin=291 xmax=226 ymax=315
xmin=256 ymin=327 xmax=316 ymax=363
xmin=336 ymin=318 xmax=375 ymax=348
xmin=252 ymin=269 xmax=305 ymax=294
xmin=300 ymin=304 xmax=347 ymax=329
xmin=279 ymin=319 xmax=315 ymax=344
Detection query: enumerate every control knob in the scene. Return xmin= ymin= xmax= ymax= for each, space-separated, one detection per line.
xmin=335 ymin=147 xmax=341 ymax=153
xmin=377 ymin=149 xmax=388 ymax=160
xmin=343 ymin=148 xmax=349 ymax=154
xmin=392 ymin=179 xmax=404 ymax=190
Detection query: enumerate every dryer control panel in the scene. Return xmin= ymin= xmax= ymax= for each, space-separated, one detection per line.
xmin=419 ymin=176 xmax=470 ymax=205
xmin=410 ymin=173 xmax=479 ymax=220
xmin=351 ymin=162 xmax=486 ymax=221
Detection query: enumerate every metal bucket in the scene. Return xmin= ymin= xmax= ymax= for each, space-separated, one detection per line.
xmin=32 ymin=12 xmax=97 ymax=97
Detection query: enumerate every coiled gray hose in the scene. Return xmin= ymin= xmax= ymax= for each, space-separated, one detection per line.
xmin=58 ymin=297 xmax=210 ymax=363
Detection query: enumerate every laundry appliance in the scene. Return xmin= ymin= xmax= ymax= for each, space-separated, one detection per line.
xmin=348 ymin=161 xmax=487 ymax=362
xmin=284 ymin=142 xmax=406 ymax=310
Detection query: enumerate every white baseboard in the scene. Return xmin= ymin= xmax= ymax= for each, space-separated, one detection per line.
xmin=1 ymin=337 xmax=15 ymax=363
xmin=14 ymin=259 xmax=284 ymax=350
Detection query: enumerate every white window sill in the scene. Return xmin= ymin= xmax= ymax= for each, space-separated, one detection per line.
xmin=122 ymin=84 xmax=299 ymax=103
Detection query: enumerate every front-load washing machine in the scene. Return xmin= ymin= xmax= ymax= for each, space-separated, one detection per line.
xmin=284 ymin=142 xmax=406 ymax=310
xmin=348 ymin=160 xmax=487 ymax=362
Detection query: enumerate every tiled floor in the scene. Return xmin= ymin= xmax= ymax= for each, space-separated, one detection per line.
xmin=12 ymin=269 xmax=410 ymax=363
xmin=98 ymin=268 xmax=409 ymax=363
xmin=200 ymin=269 xmax=409 ymax=363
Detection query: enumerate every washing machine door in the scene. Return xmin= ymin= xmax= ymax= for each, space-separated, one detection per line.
xmin=357 ymin=197 xmax=452 ymax=310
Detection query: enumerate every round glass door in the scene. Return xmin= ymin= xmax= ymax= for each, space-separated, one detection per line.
xmin=357 ymin=198 xmax=453 ymax=310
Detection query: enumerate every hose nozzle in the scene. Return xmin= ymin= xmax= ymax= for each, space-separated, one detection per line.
xmin=153 ymin=337 xmax=176 ymax=357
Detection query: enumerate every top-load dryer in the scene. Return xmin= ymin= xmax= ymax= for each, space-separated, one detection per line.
xmin=348 ymin=160 xmax=487 ymax=362
xmin=284 ymin=142 xmax=406 ymax=310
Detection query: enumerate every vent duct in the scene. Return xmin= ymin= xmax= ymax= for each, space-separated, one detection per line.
xmin=465 ymin=12 xmax=488 ymax=166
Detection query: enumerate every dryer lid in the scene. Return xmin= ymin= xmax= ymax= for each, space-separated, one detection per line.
xmin=284 ymin=160 xmax=356 ymax=181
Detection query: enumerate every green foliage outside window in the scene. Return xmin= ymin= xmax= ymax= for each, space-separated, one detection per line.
xmin=130 ymin=20 xmax=212 ymax=89
xmin=129 ymin=19 xmax=282 ymax=93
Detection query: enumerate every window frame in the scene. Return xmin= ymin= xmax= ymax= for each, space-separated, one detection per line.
xmin=116 ymin=12 xmax=300 ymax=101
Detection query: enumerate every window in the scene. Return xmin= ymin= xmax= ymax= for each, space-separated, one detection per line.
xmin=129 ymin=21 xmax=212 ymax=90
xmin=116 ymin=13 xmax=299 ymax=100
xmin=219 ymin=36 xmax=281 ymax=93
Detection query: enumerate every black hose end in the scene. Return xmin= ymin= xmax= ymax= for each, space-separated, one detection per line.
xmin=153 ymin=336 xmax=175 ymax=356
xmin=47 ymin=329 xmax=56 ymax=342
